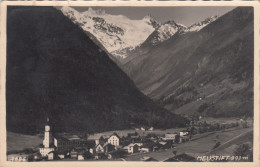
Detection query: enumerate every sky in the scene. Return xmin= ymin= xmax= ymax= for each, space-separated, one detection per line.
xmin=72 ymin=6 xmax=236 ymax=27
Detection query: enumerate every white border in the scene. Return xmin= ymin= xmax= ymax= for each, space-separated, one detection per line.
xmin=0 ymin=1 xmax=259 ymax=167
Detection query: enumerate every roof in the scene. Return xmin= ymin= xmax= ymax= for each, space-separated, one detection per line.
xmin=122 ymin=146 xmax=129 ymax=149
xmin=128 ymin=143 xmax=138 ymax=147
xmin=54 ymin=135 xmax=70 ymax=142
xmin=95 ymin=143 xmax=104 ymax=148
xmin=109 ymin=132 xmax=120 ymax=139
xmin=48 ymin=151 xmax=55 ymax=154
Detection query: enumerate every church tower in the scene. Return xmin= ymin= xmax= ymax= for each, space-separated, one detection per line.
xmin=43 ymin=117 xmax=53 ymax=148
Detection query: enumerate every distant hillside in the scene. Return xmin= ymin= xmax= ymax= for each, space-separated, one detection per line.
xmin=6 ymin=6 xmax=187 ymax=134
xmin=123 ymin=7 xmax=254 ymax=117
xmin=7 ymin=132 xmax=42 ymax=152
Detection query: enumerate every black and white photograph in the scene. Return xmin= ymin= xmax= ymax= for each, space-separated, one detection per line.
xmin=0 ymin=1 xmax=259 ymax=166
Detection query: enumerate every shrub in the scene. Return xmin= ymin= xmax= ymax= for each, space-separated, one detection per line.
xmin=213 ymin=142 xmax=221 ymax=149
xmin=197 ymin=103 xmax=208 ymax=113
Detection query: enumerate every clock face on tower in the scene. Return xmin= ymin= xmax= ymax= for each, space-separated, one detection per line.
xmin=45 ymin=125 xmax=50 ymax=131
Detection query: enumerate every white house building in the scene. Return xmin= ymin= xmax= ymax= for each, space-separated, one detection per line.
xmin=163 ymin=133 xmax=178 ymax=141
xmin=95 ymin=144 xmax=105 ymax=153
xmin=179 ymin=131 xmax=189 ymax=136
xmin=127 ymin=144 xmax=139 ymax=154
xmin=39 ymin=118 xmax=55 ymax=157
xmin=107 ymin=133 xmax=120 ymax=146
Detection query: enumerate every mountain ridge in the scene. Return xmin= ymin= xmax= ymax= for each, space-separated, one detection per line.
xmin=6 ymin=6 xmax=187 ymax=134
xmin=123 ymin=7 xmax=254 ymax=117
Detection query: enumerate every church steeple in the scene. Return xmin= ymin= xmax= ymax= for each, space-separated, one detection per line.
xmin=43 ymin=117 xmax=53 ymax=147
xmin=40 ymin=117 xmax=55 ymax=157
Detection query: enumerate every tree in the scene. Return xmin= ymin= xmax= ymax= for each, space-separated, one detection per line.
xmin=216 ymin=135 xmax=219 ymax=139
xmin=212 ymin=142 xmax=221 ymax=149
xmin=173 ymin=150 xmax=177 ymax=157
xmin=174 ymin=135 xmax=180 ymax=144
xmin=197 ymin=103 xmax=208 ymax=113
xmin=189 ymin=126 xmax=196 ymax=140
xmin=83 ymin=151 xmax=93 ymax=159
xmin=233 ymin=144 xmax=251 ymax=157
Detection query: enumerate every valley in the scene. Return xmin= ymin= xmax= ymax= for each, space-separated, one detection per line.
xmin=5 ymin=5 xmax=254 ymax=162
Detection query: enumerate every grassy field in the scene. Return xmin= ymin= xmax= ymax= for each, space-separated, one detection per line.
xmin=87 ymin=128 xmax=186 ymax=140
xmin=121 ymin=127 xmax=253 ymax=161
xmin=7 ymin=131 xmax=43 ymax=152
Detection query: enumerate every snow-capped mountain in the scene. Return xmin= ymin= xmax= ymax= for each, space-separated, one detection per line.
xmin=149 ymin=20 xmax=187 ymax=46
xmin=61 ymin=7 xmax=219 ymax=59
xmin=147 ymin=16 xmax=219 ymax=46
xmin=61 ymin=7 xmax=159 ymax=59
xmin=184 ymin=15 xmax=219 ymax=32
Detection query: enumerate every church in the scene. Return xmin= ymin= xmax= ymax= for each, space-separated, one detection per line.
xmin=39 ymin=118 xmax=88 ymax=160
xmin=39 ymin=118 xmax=55 ymax=158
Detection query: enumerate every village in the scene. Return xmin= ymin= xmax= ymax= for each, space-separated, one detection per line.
xmin=7 ymin=116 xmax=250 ymax=162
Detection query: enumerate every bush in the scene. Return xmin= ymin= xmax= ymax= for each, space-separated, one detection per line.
xmin=213 ymin=142 xmax=221 ymax=149
xmin=233 ymin=144 xmax=252 ymax=157
xmin=197 ymin=103 xmax=208 ymax=113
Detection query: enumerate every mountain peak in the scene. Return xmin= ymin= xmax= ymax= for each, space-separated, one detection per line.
xmin=163 ymin=20 xmax=177 ymax=25
xmin=185 ymin=15 xmax=219 ymax=32
xmin=85 ymin=7 xmax=106 ymax=16
xmin=143 ymin=14 xmax=160 ymax=28
xmin=143 ymin=14 xmax=153 ymax=19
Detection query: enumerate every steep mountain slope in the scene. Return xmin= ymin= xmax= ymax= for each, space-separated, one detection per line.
xmin=60 ymin=7 xmax=159 ymax=59
xmin=123 ymin=7 xmax=254 ymax=117
xmin=6 ymin=6 xmax=187 ymax=134
xmin=120 ymin=16 xmax=218 ymax=65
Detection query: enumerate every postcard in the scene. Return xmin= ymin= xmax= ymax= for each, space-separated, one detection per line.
xmin=0 ymin=1 xmax=259 ymax=167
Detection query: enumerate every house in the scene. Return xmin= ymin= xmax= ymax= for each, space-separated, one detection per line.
xmin=163 ymin=133 xmax=178 ymax=141
xmin=107 ymin=133 xmax=120 ymax=146
xmin=95 ymin=144 xmax=105 ymax=153
xmin=95 ymin=143 xmax=115 ymax=153
xmin=47 ymin=151 xmax=55 ymax=160
xmin=78 ymin=151 xmax=85 ymax=160
xmin=127 ymin=144 xmax=139 ymax=154
xmin=179 ymin=131 xmax=189 ymax=137
xmin=89 ymin=148 xmax=95 ymax=154
xmin=140 ymin=146 xmax=152 ymax=153
xmin=148 ymin=127 xmax=154 ymax=131
xmin=54 ymin=136 xmax=71 ymax=151
xmin=54 ymin=133 xmax=87 ymax=152
xmin=78 ymin=154 xmax=84 ymax=160
xmin=58 ymin=153 xmax=65 ymax=159
xmin=70 ymin=149 xmax=78 ymax=159
xmin=140 ymin=127 xmax=145 ymax=131
xmin=56 ymin=150 xmax=67 ymax=159
xmin=134 ymin=142 xmax=143 ymax=147
xmin=159 ymin=141 xmax=167 ymax=145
